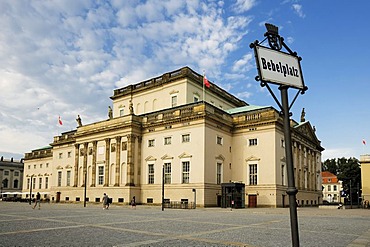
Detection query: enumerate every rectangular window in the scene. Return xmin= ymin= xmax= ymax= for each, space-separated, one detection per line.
xmin=66 ymin=171 xmax=71 ymax=186
xmin=45 ymin=177 xmax=49 ymax=189
xmin=14 ymin=171 xmax=19 ymax=176
xmin=119 ymin=108 xmax=124 ymax=116
xmin=249 ymin=164 xmax=257 ymax=185
xmin=58 ymin=171 xmax=62 ymax=187
xmin=333 ymin=185 xmax=337 ymax=191
xmin=68 ymin=151 xmax=72 ymax=158
xmin=46 ymin=163 xmax=49 ymax=168
xmin=217 ymin=163 xmax=222 ymax=185
xmin=182 ymin=134 xmax=190 ymax=143
xmin=59 ymin=153 xmax=63 ymax=159
xmin=4 ymin=170 xmax=9 ymax=175
xmin=193 ymin=95 xmax=199 ymax=102
xmin=217 ymin=136 xmax=223 ymax=145
xmin=98 ymin=166 xmax=104 ymax=185
xmin=40 ymin=164 xmax=42 ymax=169
xmin=281 ymin=139 xmax=285 ymax=148
xmin=249 ymin=138 xmax=258 ymax=146
xmin=148 ymin=164 xmax=154 ymax=184
xmin=27 ymin=178 xmax=30 ymax=189
xmin=182 ymin=161 xmax=190 ymax=184
xmin=164 ymin=163 xmax=171 ymax=184
xmin=148 ymin=139 xmax=155 ymax=147
xmin=39 ymin=178 xmax=42 ymax=189
xmin=328 ymin=185 xmax=331 ymax=191
xmin=164 ymin=137 xmax=171 ymax=145
xmin=33 ymin=178 xmax=36 ymax=189
xmin=171 ymin=95 xmax=177 ymax=107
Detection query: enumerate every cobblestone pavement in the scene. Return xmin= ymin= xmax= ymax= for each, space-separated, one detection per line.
xmin=0 ymin=202 xmax=369 ymax=247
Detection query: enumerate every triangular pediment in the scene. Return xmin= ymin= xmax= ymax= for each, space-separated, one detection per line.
xmin=178 ymin=152 xmax=192 ymax=159
xmin=245 ymin=155 xmax=260 ymax=161
xmin=161 ymin=154 xmax=173 ymax=160
xmin=56 ymin=165 xmax=63 ymax=170
xmin=145 ymin=155 xmax=157 ymax=161
xmin=65 ymin=165 xmax=72 ymax=169
xmin=294 ymin=121 xmax=323 ymax=150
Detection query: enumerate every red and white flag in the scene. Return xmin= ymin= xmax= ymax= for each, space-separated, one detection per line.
xmin=58 ymin=116 xmax=63 ymax=125
xmin=203 ymin=74 xmax=210 ymax=88
xmin=363 ymin=139 xmax=366 ymax=145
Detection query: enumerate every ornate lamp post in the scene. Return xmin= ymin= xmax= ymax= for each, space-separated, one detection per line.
xmin=250 ymin=23 xmax=308 ymax=247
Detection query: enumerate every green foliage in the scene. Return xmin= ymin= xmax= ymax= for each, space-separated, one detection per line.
xmin=322 ymin=157 xmax=361 ymax=203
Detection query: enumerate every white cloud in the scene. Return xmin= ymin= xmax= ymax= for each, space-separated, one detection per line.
xmin=292 ymin=4 xmax=305 ymax=18
xmin=232 ymin=0 xmax=257 ymax=13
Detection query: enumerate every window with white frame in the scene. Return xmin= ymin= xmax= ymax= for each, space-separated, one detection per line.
xmin=182 ymin=134 xmax=190 ymax=143
xmin=249 ymin=138 xmax=258 ymax=146
xmin=193 ymin=95 xmax=199 ymax=102
xmin=164 ymin=137 xmax=171 ymax=145
xmin=333 ymin=185 xmax=337 ymax=191
xmin=182 ymin=161 xmax=190 ymax=184
xmin=45 ymin=177 xmax=49 ymax=189
xmin=59 ymin=152 xmax=63 ymax=159
xmin=66 ymin=170 xmax=71 ymax=186
xmin=148 ymin=139 xmax=155 ymax=147
xmin=217 ymin=162 xmax=222 ymax=185
xmin=33 ymin=177 xmax=36 ymax=189
xmin=39 ymin=178 xmax=42 ymax=189
xmin=148 ymin=164 xmax=154 ymax=184
xmin=249 ymin=164 xmax=257 ymax=185
xmin=217 ymin=136 xmax=223 ymax=145
xmin=57 ymin=171 xmax=62 ymax=187
xmin=98 ymin=166 xmax=104 ymax=185
xmin=328 ymin=185 xmax=331 ymax=191
xmin=164 ymin=163 xmax=171 ymax=184
xmin=171 ymin=95 xmax=177 ymax=107
xmin=68 ymin=151 xmax=72 ymax=158
xmin=27 ymin=178 xmax=30 ymax=189
xmin=119 ymin=108 xmax=124 ymax=116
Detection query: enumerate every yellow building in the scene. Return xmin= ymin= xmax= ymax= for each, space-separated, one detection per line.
xmin=22 ymin=67 xmax=324 ymax=207
xmin=360 ymin=154 xmax=370 ymax=206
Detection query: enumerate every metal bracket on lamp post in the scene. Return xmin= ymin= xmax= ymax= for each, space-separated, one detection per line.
xmin=250 ymin=23 xmax=308 ymax=247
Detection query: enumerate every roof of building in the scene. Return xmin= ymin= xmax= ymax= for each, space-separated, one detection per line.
xmin=225 ymin=105 xmax=270 ymax=114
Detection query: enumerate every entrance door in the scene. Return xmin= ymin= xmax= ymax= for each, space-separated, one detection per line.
xmin=56 ymin=192 xmax=61 ymax=203
xmin=248 ymin=195 xmax=257 ymax=208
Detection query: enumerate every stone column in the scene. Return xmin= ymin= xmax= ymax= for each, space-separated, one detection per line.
xmin=74 ymin=144 xmax=80 ymax=187
xmin=91 ymin=141 xmax=97 ymax=187
xmin=104 ymin=138 xmax=110 ymax=186
xmin=82 ymin=142 xmax=88 ymax=187
xmin=136 ymin=136 xmax=142 ymax=185
xmin=126 ymin=134 xmax=136 ymax=186
xmin=114 ymin=136 xmax=121 ymax=186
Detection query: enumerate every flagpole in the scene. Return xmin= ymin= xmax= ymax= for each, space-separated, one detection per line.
xmin=203 ymin=70 xmax=205 ymax=103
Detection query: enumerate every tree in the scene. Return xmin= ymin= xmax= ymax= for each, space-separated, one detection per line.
xmin=322 ymin=158 xmax=337 ymax=175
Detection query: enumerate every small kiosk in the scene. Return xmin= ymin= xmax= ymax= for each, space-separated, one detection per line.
xmin=221 ymin=182 xmax=245 ymax=209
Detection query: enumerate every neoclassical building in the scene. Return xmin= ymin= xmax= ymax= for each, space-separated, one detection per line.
xmin=22 ymin=67 xmax=324 ymax=207
xmin=0 ymin=157 xmax=24 ymax=198
xmin=360 ymin=155 xmax=370 ymax=206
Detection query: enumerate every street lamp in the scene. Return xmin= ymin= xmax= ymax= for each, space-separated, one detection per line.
xmin=84 ymin=171 xmax=87 ymax=208
xmin=161 ymin=164 xmax=165 ymax=211
xmin=29 ymin=175 xmax=34 ymax=205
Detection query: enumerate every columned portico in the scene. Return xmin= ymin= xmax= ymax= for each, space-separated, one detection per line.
xmin=114 ymin=136 xmax=121 ymax=186
xmin=74 ymin=144 xmax=79 ymax=187
xmin=126 ymin=134 xmax=136 ymax=186
xmin=104 ymin=138 xmax=110 ymax=186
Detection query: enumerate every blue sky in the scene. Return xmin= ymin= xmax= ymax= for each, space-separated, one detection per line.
xmin=0 ymin=0 xmax=369 ymax=161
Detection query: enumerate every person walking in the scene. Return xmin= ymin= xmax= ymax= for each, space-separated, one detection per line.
xmin=103 ymin=193 xmax=109 ymax=210
xmin=131 ymin=196 xmax=136 ymax=209
xmin=33 ymin=192 xmax=41 ymax=210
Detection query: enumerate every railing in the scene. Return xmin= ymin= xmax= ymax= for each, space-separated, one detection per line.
xmin=163 ymin=201 xmax=195 ymax=209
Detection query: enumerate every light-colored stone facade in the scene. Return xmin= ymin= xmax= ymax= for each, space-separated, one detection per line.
xmin=1 ymin=157 xmax=24 ymax=198
xmin=22 ymin=67 xmax=324 ymax=207
xmin=321 ymin=171 xmax=343 ymax=203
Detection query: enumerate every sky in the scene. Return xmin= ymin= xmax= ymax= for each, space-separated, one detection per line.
xmin=0 ymin=0 xmax=369 ymax=161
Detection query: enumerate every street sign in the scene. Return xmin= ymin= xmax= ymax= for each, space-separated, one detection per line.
xmin=254 ymin=45 xmax=305 ymax=89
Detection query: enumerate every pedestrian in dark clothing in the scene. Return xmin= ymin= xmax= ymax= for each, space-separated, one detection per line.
xmin=131 ymin=196 xmax=136 ymax=209
xmin=33 ymin=192 xmax=41 ymax=210
xmin=103 ymin=193 xmax=109 ymax=209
